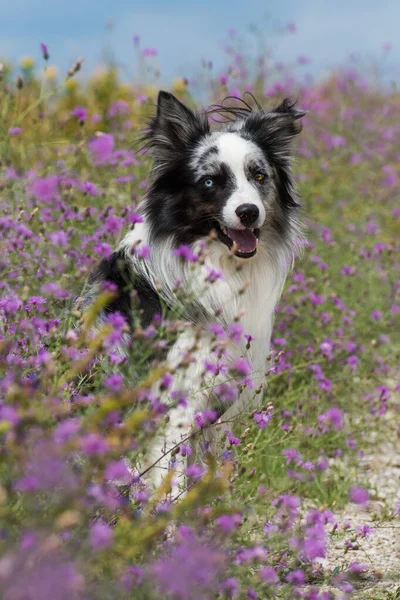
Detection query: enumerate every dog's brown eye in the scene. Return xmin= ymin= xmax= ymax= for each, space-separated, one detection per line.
xmin=254 ymin=173 xmax=265 ymax=182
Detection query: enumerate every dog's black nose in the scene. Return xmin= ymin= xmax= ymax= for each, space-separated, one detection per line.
xmin=235 ymin=204 xmax=260 ymax=227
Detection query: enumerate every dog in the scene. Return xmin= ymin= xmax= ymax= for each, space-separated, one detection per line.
xmin=84 ymin=91 xmax=305 ymax=497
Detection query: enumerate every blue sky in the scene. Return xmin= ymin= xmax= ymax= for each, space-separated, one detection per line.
xmin=0 ymin=0 xmax=398 ymax=84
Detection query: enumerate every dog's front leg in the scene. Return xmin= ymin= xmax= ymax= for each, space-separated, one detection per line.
xmin=141 ymin=401 xmax=199 ymax=500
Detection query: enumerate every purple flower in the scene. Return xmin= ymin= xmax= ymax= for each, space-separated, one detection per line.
xmin=173 ymin=244 xmax=198 ymax=262
xmin=349 ymin=561 xmax=369 ymax=574
xmin=179 ymin=444 xmax=192 ymax=457
xmin=302 ymin=522 xmax=326 ymax=560
xmin=88 ymin=134 xmax=115 ymax=165
xmin=254 ymin=412 xmax=272 ymax=430
xmin=370 ymin=310 xmax=382 ymax=321
xmin=0 ymin=405 xmax=20 ymax=426
xmin=341 ymin=265 xmax=356 ymax=276
xmin=230 ymin=358 xmax=251 ymax=376
xmin=93 ymin=242 xmax=113 ymax=258
xmin=54 ymin=418 xmax=81 ymax=443
xmin=185 ymin=464 xmax=205 ymax=480
xmin=225 ymin=430 xmax=241 ymax=446
xmin=71 ymin=106 xmax=88 ymax=122
xmin=286 ymin=569 xmax=304 ymax=585
xmin=80 ymin=433 xmax=109 ymax=456
xmin=80 ymin=181 xmax=99 ymax=196
xmin=108 ymin=100 xmax=130 ymax=118
xmin=215 ymin=513 xmax=241 ymax=534
xmin=104 ymin=373 xmax=123 ymax=391
xmin=228 ymin=323 xmax=243 ymax=342
xmin=297 ymin=55 xmax=310 ymax=64
xmin=40 ymin=42 xmax=49 ymax=60
xmin=260 ymin=566 xmax=278 ymax=585
xmin=105 ymin=460 xmax=132 ymax=484
xmin=194 ymin=409 xmax=218 ymax=428
xmin=89 ymin=520 xmax=113 ymax=550
xmin=3 ymin=553 xmax=83 ymax=600
xmin=349 ymin=486 xmax=369 ymax=505
xmin=30 ymin=175 xmax=59 ymax=202
xmin=8 ymin=127 xmax=22 ymax=136
xmin=357 ymin=524 xmax=373 ymax=537
xmin=213 ymin=382 xmax=238 ymax=403
xmin=134 ymin=244 xmax=151 ymax=260
xmin=15 ymin=442 xmax=77 ymax=492
xmin=142 ymin=48 xmax=158 ymax=57
xmin=222 ymin=577 xmax=239 ymax=597
xmin=346 ymin=355 xmax=359 ymax=371
xmin=382 ymin=165 xmax=397 ymax=188
xmin=318 ymin=407 xmax=344 ymax=431
xmin=48 ymin=230 xmax=68 ymax=246
xmin=151 ymin=533 xmax=226 ymax=600
xmin=208 ymin=323 xmax=225 ymax=338
xmin=282 ymin=448 xmax=302 ymax=465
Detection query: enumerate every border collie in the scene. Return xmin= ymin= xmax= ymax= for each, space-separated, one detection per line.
xmin=86 ymin=91 xmax=305 ymax=495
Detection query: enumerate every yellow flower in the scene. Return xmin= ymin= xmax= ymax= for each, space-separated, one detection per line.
xmin=172 ymin=77 xmax=187 ymax=93
xmin=65 ymin=78 xmax=78 ymax=90
xmin=144 ymin=84 xmax=157 ymax=98
xmin=45 ymin=65 xmax=58 ymax=80
xmin=20 ymin=56 xmax=35 ymax=69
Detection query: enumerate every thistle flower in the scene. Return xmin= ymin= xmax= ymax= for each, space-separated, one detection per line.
xmin=40 ymin=42 xmax=49 ymax=60
xmin=349 ymin=486 xmax=369 ymax=505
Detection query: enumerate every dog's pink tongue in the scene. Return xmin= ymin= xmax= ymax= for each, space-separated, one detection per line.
xmin=227 ymin=228 xmax=257 ymax=253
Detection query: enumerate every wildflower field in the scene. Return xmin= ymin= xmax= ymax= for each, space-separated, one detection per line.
xmin=0 ymin=33 xmax=399 ymax=600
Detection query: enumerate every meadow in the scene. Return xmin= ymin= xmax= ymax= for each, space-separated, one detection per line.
xmin=0 ymin=33 xmax=399 ymax=599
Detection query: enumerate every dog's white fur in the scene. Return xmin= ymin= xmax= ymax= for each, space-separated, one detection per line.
xmin=117 ymin=215 xmax=294 ymax=495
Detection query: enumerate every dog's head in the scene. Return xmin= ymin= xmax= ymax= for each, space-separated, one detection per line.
xmin=143 ymin=91 xmax=305 ymax=260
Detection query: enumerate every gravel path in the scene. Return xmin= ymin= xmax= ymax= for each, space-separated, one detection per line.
xmin=318 ymin=408 xmax=400 ymax=598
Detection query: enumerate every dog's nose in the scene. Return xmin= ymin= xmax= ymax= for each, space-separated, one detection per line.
xmin=235 ymin=204 xmax=260 ymax=227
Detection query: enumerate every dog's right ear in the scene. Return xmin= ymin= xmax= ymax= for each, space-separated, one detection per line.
xmin=145 ymin=91 xmax=209 ymax=170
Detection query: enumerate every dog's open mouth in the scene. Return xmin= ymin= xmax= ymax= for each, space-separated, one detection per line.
xmin=215 ymin=224 xmax=260 ymax=258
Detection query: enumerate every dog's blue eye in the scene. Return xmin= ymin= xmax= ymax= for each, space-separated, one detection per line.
xmin=203 ymin=178 xmax=214 ymax=188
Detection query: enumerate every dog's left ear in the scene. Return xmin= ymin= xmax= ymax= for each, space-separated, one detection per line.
xmin=145 ymin=91 xmax=209 ymax=169
xmin=243 ymin=97 xmax=306 ymax=165
xmin=271 ymin=97 xmax=307 ymax=137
